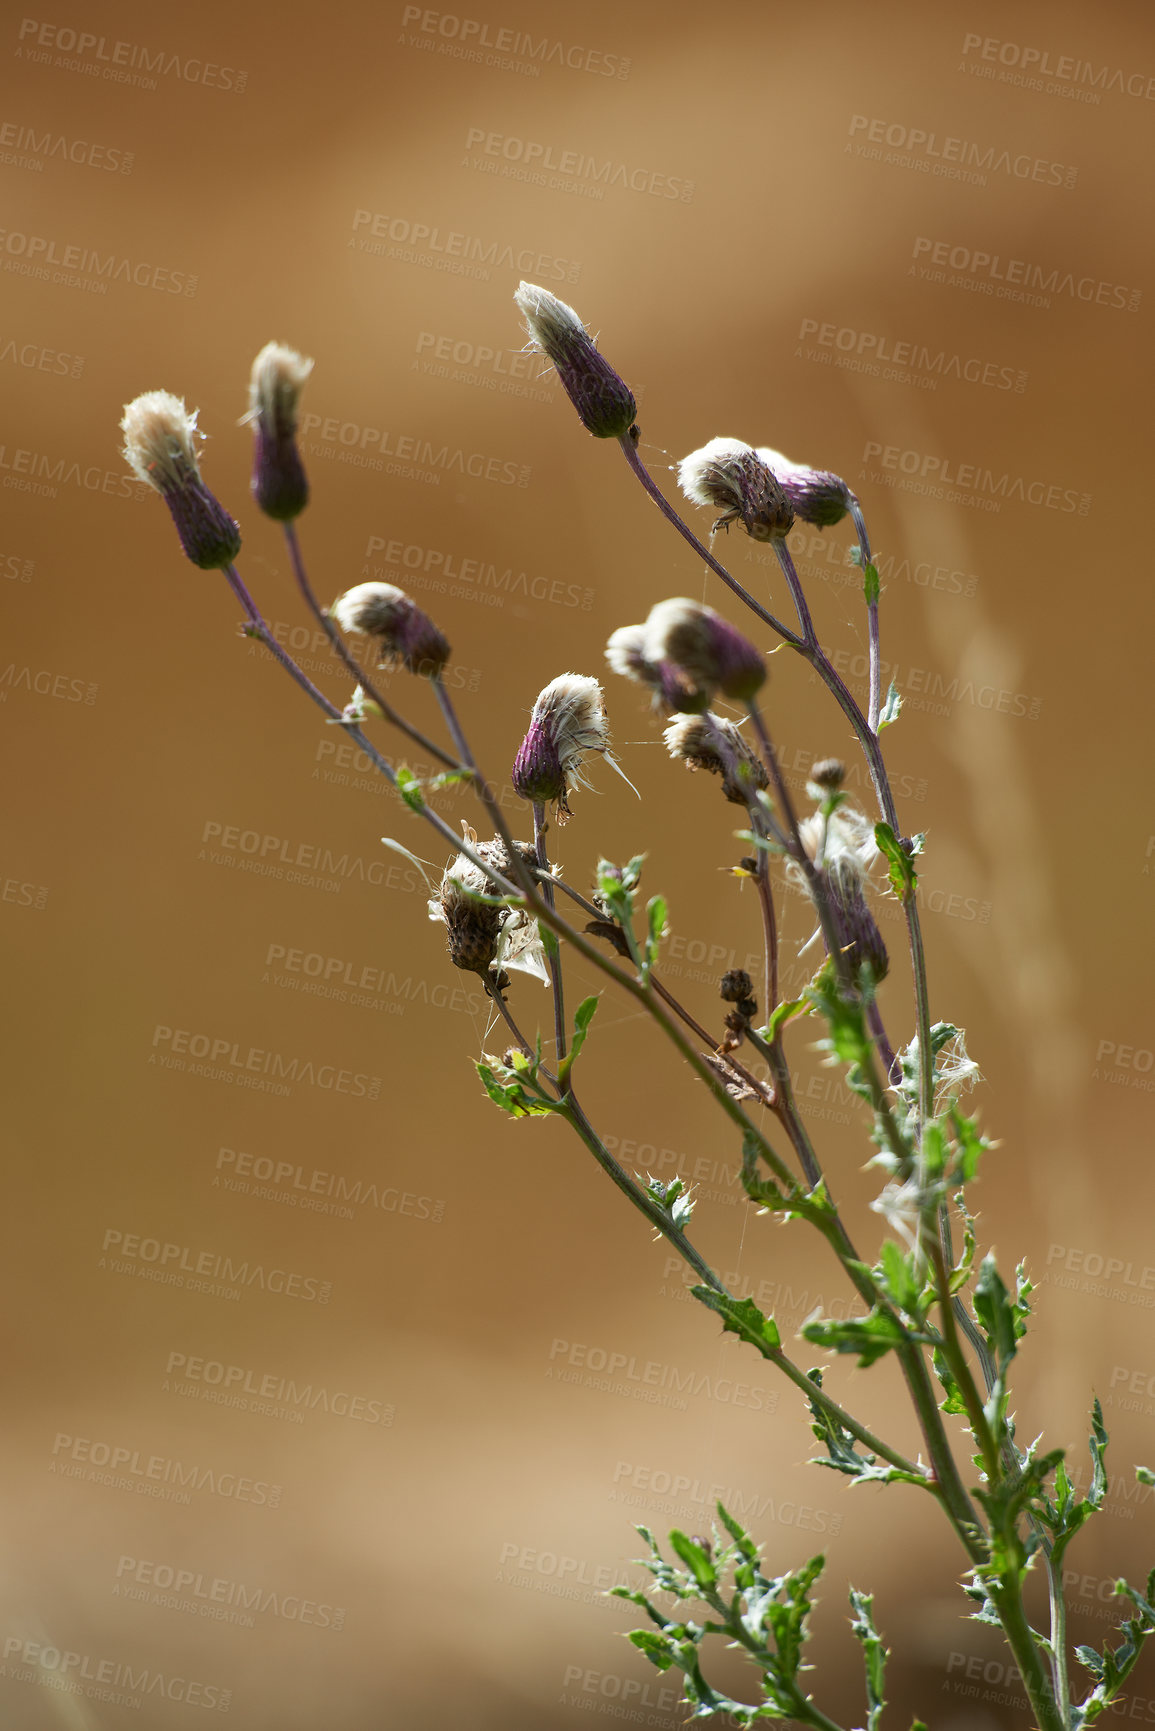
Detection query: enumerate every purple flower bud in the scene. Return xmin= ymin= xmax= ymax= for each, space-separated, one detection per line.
xmin=515 ymin=282 xmax=637 ymax=440
xmin=512 ymin=675 xmax=631 ymax=820
xmin=756 ymin=447 xmax=854 ymax=529
xmin=331 ymin=582 xmax=451 ymax=678
xmin=678 ymin=438 xmax=794 ymax=542
xmin=605 ymin=623 xmax=711 ymax=714
xmin=248 ymin=342 xmax=313 ymax=521
xmin=120 ymin=391 xmax=242 ymax=570
xmin=512 ymin=717 xmax=566 ymax=809
xmin=645 ymin=598 xmax=766 ymax=705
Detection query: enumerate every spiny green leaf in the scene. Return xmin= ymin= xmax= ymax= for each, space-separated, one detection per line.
xmin=802 ymin=1306 xmax=909 ymax=1368
xmin=692 ymin=1287 xmax=780 ymax=1356
xmin=875 ymin=821 xmax=916 ymax=902
xmin=862 ymin=561 xmax=880 ymax=607
xmin=848 ymin=1587 xmax=888 ymax=1731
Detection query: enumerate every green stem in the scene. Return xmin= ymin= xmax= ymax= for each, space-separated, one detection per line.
xmin=532 ymin=801 xmax=567 ymax=1063
xmin=988 ymin=1579 xmax=1066 ymax=1731
xmin=1047 ymin=1554 xmax=1071 ymax=1729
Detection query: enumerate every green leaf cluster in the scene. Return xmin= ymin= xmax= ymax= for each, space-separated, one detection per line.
xmin=611 ymin=1508 xmax=831 ymax=1725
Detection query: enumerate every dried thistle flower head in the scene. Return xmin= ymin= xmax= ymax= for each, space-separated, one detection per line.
xmin=514 ymin=282 xmax=637 ymax=440
xmin=756 ymin=447 xmax=854 ymax=529
xmin=644 ymin=597 xmax=766 ymax=706
xmin=677 ymin=438 xmax=794 ymax=541
xmin=605 ymin=622 xmax=705 ymax=713
xmin=247 ymin=341 xmax=313 ymax=521
xmin=663 ymin=712 xmax=768 ymax=805
xmin=331 ymin=582 xmax=451 ymax=678
xmin=511 ymin=674 xmax=634 ymax=821
xmin=427 ymin=827 xmax=550 ymax=985
xmin=120 ymin=391 xmax=242 ymax=570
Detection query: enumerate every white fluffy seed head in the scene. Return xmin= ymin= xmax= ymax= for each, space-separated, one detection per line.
xmin=120 ymin=391 xmax=203 ymax=494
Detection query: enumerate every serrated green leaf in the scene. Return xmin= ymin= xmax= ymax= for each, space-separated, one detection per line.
xmin=848 ymin=1587 xmax=888 ymax=1731
xmin=692 ymin=1287 xmax=781 ymax=1357
xmin=802 ymin=1306 xmax=908 ymax=1368
xmin=879 ymin=1240 xmax=924 ymax=1315
xmin=1137 ymin=1466 xmax=1155 ymax=1487
xmin=862 ymin=561 xmax=880 ymax=607
xmin=875 ymin=821 xmax=916 ymax=902
xmin=627 ymin=1629 xmax=677 ymax=1669
xmin=557 ymin=994 xmax=599 ymax=1092
xmin=396 ymin=765 xmax=425 ymax=811
xmin=973 ymin=1255 xmax=1017 ymax=1369
xmin=933 ymin=1346 xmax=968 ymax=1415
xmin=878 ymin=681 xmax=902 ymax=729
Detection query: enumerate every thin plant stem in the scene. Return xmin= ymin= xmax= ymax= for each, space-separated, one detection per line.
xmin=226 ymin=556 xmax=988 ymax=1573
xmin=616 ymin=436 xmax=801 ymax=645
xmin=771 ymin=536 xmax=818 ymax=646
xmin=281 ymin=522 xmax=460 ymax=771
xmin=533 ymin=800 xmax=568 ymax=1062
xmin=483 ymin=980 xmax=559 ymax=1092
xmin=848 ymin=498 xmax=880 ymax=733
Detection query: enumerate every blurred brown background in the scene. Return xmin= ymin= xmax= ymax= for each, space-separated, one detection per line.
xmin=2 ymin=0 xmax=1154 ymax=1725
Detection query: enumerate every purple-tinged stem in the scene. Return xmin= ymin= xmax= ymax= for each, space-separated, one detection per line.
xmin=282 ymin=522 xmax=459 ymax=772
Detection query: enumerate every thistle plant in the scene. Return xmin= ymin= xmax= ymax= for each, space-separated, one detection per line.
xmin=121 ymin=293 xmax=1154 ymax=1731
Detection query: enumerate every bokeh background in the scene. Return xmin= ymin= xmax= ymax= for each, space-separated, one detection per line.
xmin=3 ymin=1 xmax=1154 ymax=1725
